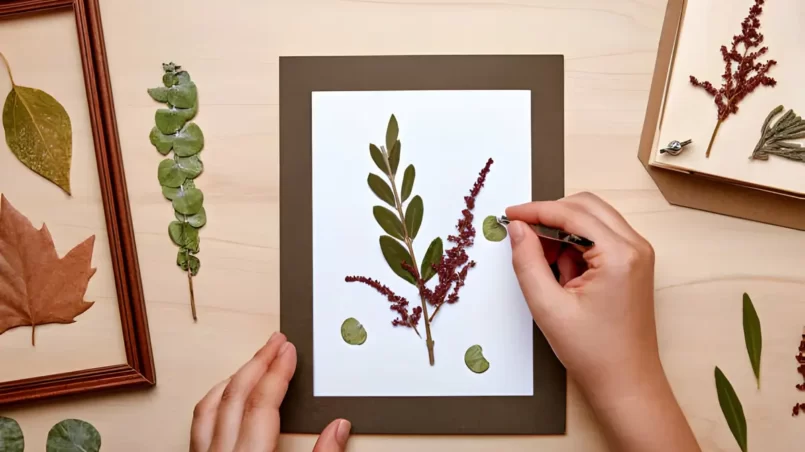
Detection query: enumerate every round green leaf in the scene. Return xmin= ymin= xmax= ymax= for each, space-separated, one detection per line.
xmin=149 ymin=127 xmax=174 ymax=154
xmin=172 ymin=187 xmax=204 ymax=215
xmin=168 ymin=221 xmax=199 ymax=252
xmin=163 ymin=72 xmax=179 ymax=87
xmin=373 ymin=206 xmax=404 ymax=240
xmin=168 ymin=81 xmax=197 ymax=109
xmin=420 ymin=237 xmax=443 ymax=282
xmin=177 ymin=251 xmax=201 ymax=276
xmin=369 ymin=144 xmax=387 ymax=174
xmin=400 ymin=164 xmax=415 ymax=202
xmin=162 ymin=185 xmax=180 ymax=200
xmin=464 ymin=345 xmax=490 ymax=374
xmin=176 ymin=155 xmax=204 ymax=179
xmin=405 ymin=195 xmax=423 ymax=240
xmin=173 ymin=123 xmax=204 ymax=157
xmin=367 ymin=174 xmax=395 ymax=207
xmin=177 ymin=103 xmax=198 ymax=122
xmin=147 ymin=86 xmax=169 ymax=103
xmin=158 ymin=158 xmax=186 ymax=188
xmin=482 ymin=215 xmax=507 ymax=242
xmin=155 ymin=108 xmax=187 ymax=134
xmin=379 ymin=235 xmax=416 ymax=284
xmin=46 ymin=419 xmax=101 ymax=452
xmin=341 ymin=318 xmax=367 ymax=345
xmin=177 ymin=207 xmax=207 ymax=228
xmin=0 ymin=417 xmax=24 ymax=452
xmin=176 ymin=71 xmax=192 ymax=84
xmin=385 ymin=114 xmax=399 ymax=156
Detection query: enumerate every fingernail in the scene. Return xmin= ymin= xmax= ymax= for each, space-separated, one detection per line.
xmin=335 ymin=419 xmax=351 ymax=445
xmin=279 ymin=341 xmax=293 ymax=356
xmin=509 ymin=221 xmax=525 ymax=244
xmin=267 ymin=332 xmax=277 ymax=344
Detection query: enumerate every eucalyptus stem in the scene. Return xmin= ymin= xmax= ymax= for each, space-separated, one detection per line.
xmin=186 ymin=250 xmax=197 ymax=322
xmin=0 ymin=51 xmax=14 ymax=86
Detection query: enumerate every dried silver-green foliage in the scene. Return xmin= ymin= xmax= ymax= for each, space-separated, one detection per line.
xmin=0 ymin=417 xmax=23 ymax=452
xmin=750 ymin=105 xmax=805 ymax=162
xmin=341 ymin=317 xmax=367 ymax=345
xmin=464 ymin=344 xmax=490 ymax=374
xmin=149 ymin=63 xmax=205 ymax=321
xmin=482 ymin=215 xmax=507 ymax=242
xmin=1 ymin=52 xmax=72 ymax=194
xmin=46 ymin=419 xmax=101 ymax=452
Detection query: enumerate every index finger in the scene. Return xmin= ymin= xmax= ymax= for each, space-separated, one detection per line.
xmin=505 ymin=201 xmax=620 ymax=246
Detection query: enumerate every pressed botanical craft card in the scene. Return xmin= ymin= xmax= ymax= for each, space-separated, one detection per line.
xmin=280 ymin=55 xmax=565 ymax=434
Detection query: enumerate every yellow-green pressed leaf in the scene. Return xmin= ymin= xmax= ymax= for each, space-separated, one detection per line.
xmin=385 ymin=114 xmax=398 ymax=155
xmin=177 ymin=251 xmax=200 ymax=276
xmin=367 ymin=174 xmax=395 ymax=207
xmin=482 ymin=215 xmax=507 ymax=242
xmin=0 ymin=417 xmax=24 ymax=452
xmin=379 ymin=235 xmax=416 ymax=284
xmin=3 ymin=85 xmax=72 ymax=194
xmin=373 ymin=206 xmax=404 ymax=240
xmin=420 ymin=237 xmax=443 ymax=282
xmin=369 ymin=143 xmax=387 ymax=174
xmin=400 ymin=164 xmax=415 ymax=202
xmin=149 ymin=127 xmax=174 ymax=154
xmin=176 ymin=207 xmax=207 ymax=228
xmin=46 ymin=419 xmax=101 ymax=452
xmin=464 ymin=345 xmax=490 ymax=374
xmin=172 ymin=187 xmax=204 ymax=215
xmin=743 ymin=293 xmax=762 ymax=388
xmin=405 ymin=195 xmax=423 ymax=240
xmin=173 ymin=123 xmax=204 ymax=157
xmin=715 ymin=367 xmax=747 ymax=452
xmin=341 ymin=317 xmax=367 ymax=345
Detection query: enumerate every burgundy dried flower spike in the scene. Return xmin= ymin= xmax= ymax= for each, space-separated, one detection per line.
xmin=689 ymin=0 xmax=777 ymax=158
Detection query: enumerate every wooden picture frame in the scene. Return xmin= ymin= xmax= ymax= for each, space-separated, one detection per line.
xmin=0 ymin=0 xmax=155 ymax=405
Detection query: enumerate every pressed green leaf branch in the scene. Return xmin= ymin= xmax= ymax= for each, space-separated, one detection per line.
xmin=715 ymin=366 xmax=748 ymax=452
xmin=742 ymin=293 xmax=762 ymax=388
xmin=1 ymin=51 xmax=73 ymax=194
xmin=750 ymin=105 xmax=805 ymax=162
xmin=148 ymin=62 xmax=206 ymax=321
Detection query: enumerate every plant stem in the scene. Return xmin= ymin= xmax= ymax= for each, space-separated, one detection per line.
xmin=382 ymin=146 xmax=435 ymax=366
xmin=705 ymin=119 xmax=723 ymax=158
xmin=31 ymin=324 xmax=35 ymax=346
xmin=0 ymin=51 xmax=14 ymax=85
xmin=186 ymin=249 xmax=197 ymax=322
xmin=429 ymin=303 xmax=443 ymax=323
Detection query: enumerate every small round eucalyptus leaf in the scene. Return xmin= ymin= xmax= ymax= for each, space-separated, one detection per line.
xmin=0 ymin=417 xmax=24 ymax=452
xmin=172 ymin=187 xmax=204 ymax=215
xmin=341 ymin=318 xmax=367 ymax=345
xmin=464 ymin=345 xmax=490 ymax=374
xmin=177 ymin=207 xmax=207 ymax=228
xmin=46 ymin=419 xmax=101 ymax=452
xmin=482 ymin=215 xmax=507 ymax=242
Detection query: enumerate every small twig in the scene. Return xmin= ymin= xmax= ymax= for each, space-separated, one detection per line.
xmin=0 ymin=51 xmax=15 ymax=85
xmin=187 ymin=251 xmax=197 ymax=322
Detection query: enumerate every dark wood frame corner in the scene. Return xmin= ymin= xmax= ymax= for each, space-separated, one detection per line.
xmin=0 ymin=0 xmax=155 ymax=405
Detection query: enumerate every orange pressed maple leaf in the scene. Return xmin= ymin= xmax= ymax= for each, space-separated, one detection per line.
xmin=0 ymin=195 xmax=96 ymax=345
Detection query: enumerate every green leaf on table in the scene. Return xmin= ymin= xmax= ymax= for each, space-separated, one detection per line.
xmin=168 ymin=221 xmax=200 ymax=252
xmin=176 ymin=155 xmax=203 ymax=179
xmin=155 ymin=108 xmax=187 ymax=134
xmin=404 ymin=195 xmax=423 ymax=240
xmin=388 ymin=140 xmax=401 ymax=175
xmin=176 ymin=207 xmax=207 ymax=228
xmin=168 ymin=81 xmax=197 ymax=109
xmin=149 ymin=127 xmax=175 ymax=154
xmin=147 ymin=86 xmax=169 ymax=103
xmin=0 ymin=417 xmax=24 ymax=452
xmin=158 ymin=159 xmax=186 ymax=187
xmin=177 ymin=251 xmax=201 ymax=276
xmin=420 ymin=237 xmax=443 ymax=282
xmin=743 ymin=293 xmax=762 ymax=388
xmin=385 ymin=114 xmax=398 ymax=156
xmin=379 ymin=235 xmax=415 ymax=284
xmin=341 ymin=317 xmax=367 ymax=345
xmin=400 ymin=164 xmax=415 ymax=202
xmin=369 ymin=144 xmax=387 ymax=174
xmin=46 ymin=419 xmax=101 ymax=452
xmin=172 ymin=187 xmax=204 ymax=215
xmin=163 ymin=71 xmax=179 ymax=87
xmin=715 ymin=367 xmax=747 ymax=452
xmin=3 ymin=84 xmax=73 ymax=194
xmin=173 ymin=123 xmax=204 ymax=157
xmin=367 ymin=174 xmax=395 ymax=207
xmin=464 ymin=345 xmax=490 ymax=374
xmin=373 ymin=206 xmax=404 ymax=240
xmin=482 ymin=215 xmax=508 ymax=242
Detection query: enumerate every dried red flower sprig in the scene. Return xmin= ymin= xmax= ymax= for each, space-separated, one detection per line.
xmin=689 ymin=0 xmax=777 ymax=158
xmin=793 ymin=332 xmax=805 ymax=416
xmin=344 ymin=275 xmax=422 ymax=336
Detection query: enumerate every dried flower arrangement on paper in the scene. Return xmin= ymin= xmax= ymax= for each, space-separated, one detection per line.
xmin=1 ymin=416 xmax=102 ymax=452
xmin=344 ymin=115 xmax=493 ymax=366
xmin=148 ymin=63 xmax=206 ymax=321
xmin=750 ymin=105 xmax=805 ymax=163
xmin=0 ymin=195 xmax=96 ymax=346
xmin=0 ymin=52 xmax=72 ymax=194
xmin=689 ymin=0 xmax=776 ymax=158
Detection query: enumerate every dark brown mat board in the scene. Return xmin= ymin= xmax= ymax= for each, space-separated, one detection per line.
xmin=280 ymin=55 xmax=566 ymax=435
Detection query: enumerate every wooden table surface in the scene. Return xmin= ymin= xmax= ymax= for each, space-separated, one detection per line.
xmin=4 ymin=0 xmax=805 ymax=450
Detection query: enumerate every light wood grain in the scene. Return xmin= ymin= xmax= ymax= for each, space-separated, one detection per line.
xmin=3 ymin=0 xmax=805 ymax=450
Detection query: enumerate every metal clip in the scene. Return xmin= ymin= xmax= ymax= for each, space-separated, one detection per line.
xmin=659 ymin=139 xmax=692 ymax=156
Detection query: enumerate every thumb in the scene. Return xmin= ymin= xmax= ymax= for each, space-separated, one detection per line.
xmin=312 ymin=419 xmax=351 ymax=452
xmin=508 ymin=221 xmax=566 ymax=317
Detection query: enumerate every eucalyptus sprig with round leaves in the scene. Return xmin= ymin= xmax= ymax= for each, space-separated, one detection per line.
xmin=148 ymin=62 xmax=206 ymax=321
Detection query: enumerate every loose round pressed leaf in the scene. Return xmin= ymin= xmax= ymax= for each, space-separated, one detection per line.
xmin=341 ymin=318 xmax=367 ymax=345
xmin=155 ymin=108 xmax=187 ymax=134
xmin=172 ymin=123 xmax=204 ymax=157
xmin=177 ymin=207 xmax=207 ymax=228
xmin=168 ymin=81 xmax=197 ymax=109
xmin=369 ymin=144 xmax=387 ymax=173
xmin=379 ymin=235 xmax=416 ymax=284
xmin=464 ymin=345 xmax=490 ymax=374
xmin=367 ymin=174 xmax=395 ymax=207
xmin=420 ymin=237 xmax=443 ymax=282
xmin=46 ymin=419 xmax=101 ymax=452
xmin=373 ymin=206 xmax=404 ymax=240
xmin=0 ymin=417 xmax=24 ymax=452
xmin=388 ymin=140 xmax=401 ymax=175
xmin=405 ymin=195 xmax=423 ymax=239
xmin=385 ymin=114 xmax=399 ymax=155
xmin=147 ymin=86 xmax=169 ymax=103
xmin=400 ymin=164 xmax=415 ymax=202
xmin=149 ymin=127 xmax=174 ymax=154
xmin=172 ymin=187 xmax=204 ymax=215
xmin=177 ymin=251 xmax=201 ymax=276
xmin=158 ymin=158 xmax=187 ymax=188
xmin=176 ymin=155 xmax=203 ymax=179
xmin=482 ymin=215 xmax=507 ymax=242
